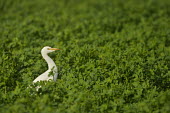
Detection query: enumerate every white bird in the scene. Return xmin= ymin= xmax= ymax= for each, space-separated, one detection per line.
xmin=33 ymin=46 xmax=60 ymax=83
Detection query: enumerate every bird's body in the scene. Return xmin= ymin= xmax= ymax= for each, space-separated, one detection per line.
xmin=33 ymin=70 xmax=58 ymax=83
xmin=33 ymin=46 xmax=60 ymax=83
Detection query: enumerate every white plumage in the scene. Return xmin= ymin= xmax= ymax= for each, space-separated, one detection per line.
xmin=33 ymin=46 xmax=60 ymax=83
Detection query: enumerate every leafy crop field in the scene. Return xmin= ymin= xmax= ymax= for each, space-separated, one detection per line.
xmin=0 ymin=0 xmax=170 ymax=112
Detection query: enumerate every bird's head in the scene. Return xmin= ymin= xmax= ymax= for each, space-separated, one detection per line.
xmin=41 ymin=46 xmax=60 ymax=54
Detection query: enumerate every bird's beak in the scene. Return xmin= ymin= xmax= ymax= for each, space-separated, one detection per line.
xmin=48 ymin=48 xmax=60 ymax=50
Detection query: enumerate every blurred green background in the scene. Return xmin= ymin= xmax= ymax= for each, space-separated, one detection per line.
xmin=0 ymin=0 xmax=170 ymax=112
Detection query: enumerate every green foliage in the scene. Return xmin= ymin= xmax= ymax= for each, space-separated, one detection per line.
xmin=0 ymin=0 xmax=170 ymax=112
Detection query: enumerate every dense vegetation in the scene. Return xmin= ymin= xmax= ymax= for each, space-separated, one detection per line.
xmin=0 ymin=0 xmax=170 ymax=112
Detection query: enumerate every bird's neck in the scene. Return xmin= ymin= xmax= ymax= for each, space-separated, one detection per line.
xmin=42 ymin=53 xmax=57 ymax=70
